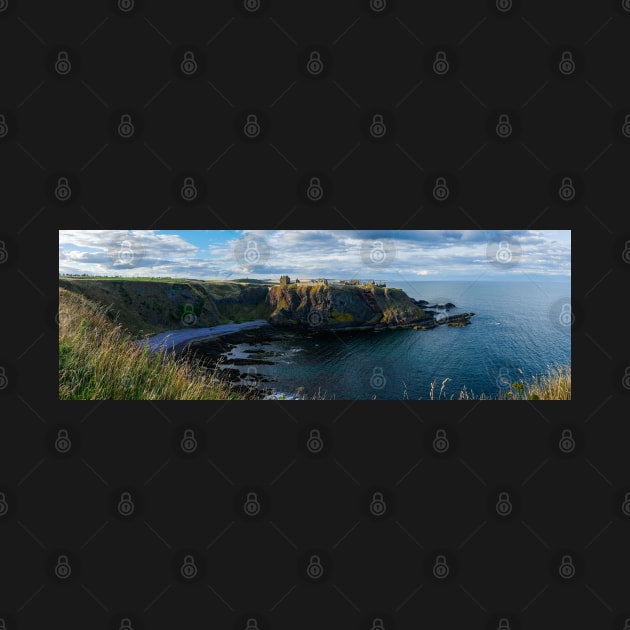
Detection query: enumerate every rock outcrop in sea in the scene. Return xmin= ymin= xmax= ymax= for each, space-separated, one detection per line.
xmin=266 ymin=283 xmax=474 ymax=331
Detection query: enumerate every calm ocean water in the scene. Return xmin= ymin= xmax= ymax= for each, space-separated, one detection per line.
xmin=219 ymin=281 xmax=571 ymax=400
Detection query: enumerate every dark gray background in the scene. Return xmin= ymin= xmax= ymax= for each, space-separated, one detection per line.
xmin=1 ymin=0 xmax=630 ymax=628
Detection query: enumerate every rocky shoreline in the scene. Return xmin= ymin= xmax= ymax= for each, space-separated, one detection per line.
xmin=136 ymin=285 xmax=476 ymax=398
xmin=181 ymin=307 xmax=476 ymax=398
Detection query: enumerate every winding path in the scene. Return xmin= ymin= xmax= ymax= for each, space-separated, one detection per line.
xmin=136 ymin=319 xmax=271 ymax=354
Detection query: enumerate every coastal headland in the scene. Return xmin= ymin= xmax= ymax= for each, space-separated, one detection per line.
xmin=59 ymin=276 xmax=475 ymax=350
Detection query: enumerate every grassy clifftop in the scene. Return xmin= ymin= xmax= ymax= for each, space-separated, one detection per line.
xmin=59 ymin=278 xmax=273 ymax=336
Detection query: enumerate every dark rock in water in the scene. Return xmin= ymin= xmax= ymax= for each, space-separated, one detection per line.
xmin=227 ymin=357 xmax=276 ymax=366
xmin=220 ymin=367 xmax=242 ymax=382
xmin=413 ymin=312 xmax=475 ymax=329
xmin=426 ymin=302 xmax=456 ymax=309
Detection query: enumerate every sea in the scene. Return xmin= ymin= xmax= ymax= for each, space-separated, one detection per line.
xmin=216 ymin=281 xmax=571 ymax=400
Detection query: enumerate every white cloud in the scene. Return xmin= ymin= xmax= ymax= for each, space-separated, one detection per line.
xmin=59 ymin=229 xmax=571 ymax=281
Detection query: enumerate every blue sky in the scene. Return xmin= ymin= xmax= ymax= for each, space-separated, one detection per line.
xmin=59 ymin=229 xmax=571 ymax=282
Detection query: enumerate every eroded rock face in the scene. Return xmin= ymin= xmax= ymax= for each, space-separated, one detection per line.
xmin=266 ymin=284 xmax=425 ymax=330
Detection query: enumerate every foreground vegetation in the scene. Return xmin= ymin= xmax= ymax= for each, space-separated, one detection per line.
xmin=419 ymin=365 xmax=571 ymax=400
xmin=59 ymin=288 xmax=258 ymax=400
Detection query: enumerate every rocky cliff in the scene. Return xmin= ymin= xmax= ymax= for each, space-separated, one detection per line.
xmin=266 ymin=284 xmax=426 ymax=330
xmin=59 ymin=278 xmax=472 ymax=336
xmin=58 ymin=278 xmax=272 ymax=334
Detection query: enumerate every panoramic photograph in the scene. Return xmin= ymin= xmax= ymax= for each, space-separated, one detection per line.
xmin=58 ymin=229 xmax=571 ymax=400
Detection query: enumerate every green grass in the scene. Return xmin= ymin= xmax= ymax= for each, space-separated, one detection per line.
xmin=417 ymin=365 xmax=571 ymax=400
xmin=58 ymin=277 xmax=273 ymax=336
xmin=59 ymin=275 xmax=191 ymax=282
xmin=58 ymin=288 xmax=259 ymax=400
